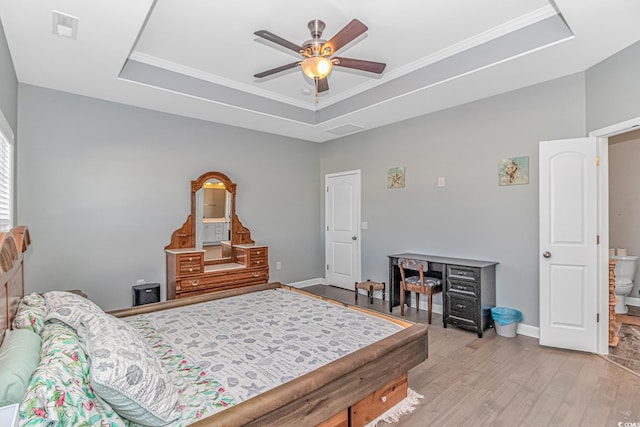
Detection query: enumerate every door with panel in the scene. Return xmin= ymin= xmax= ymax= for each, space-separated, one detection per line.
xmin=539 ymin=137 xmax=598 ymax=352
xmin=325 ymin=171 xmax=361 ymax=290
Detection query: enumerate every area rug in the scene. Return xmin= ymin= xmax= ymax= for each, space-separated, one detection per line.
xmin=605 ymin=323 xmax=640 ymax=377
xmin=364 ymin=388 xmax=423 ymax=427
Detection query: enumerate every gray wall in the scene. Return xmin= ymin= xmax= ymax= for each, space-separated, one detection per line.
xmin=17 ymin=84 xmax=322 ymax=310
xmin=0 ymin=17 xmax=17 ymax=133
xmin=586 ymin=41 xmax=640 ymax=132
xmin=320 ymin=73 xmax=587 ymax=326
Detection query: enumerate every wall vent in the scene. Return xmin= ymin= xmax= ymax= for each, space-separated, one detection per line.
xmin=325 ymin=124 xmax=364 ymax=135
xmin=52 ymin=10 xmax=79 ymax=40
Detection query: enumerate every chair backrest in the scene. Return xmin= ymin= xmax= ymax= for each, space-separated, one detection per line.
xmin=399 ymin=258 xmax=429 ymax=273
xmin=399 ymin=258 xmax=428 ymax=285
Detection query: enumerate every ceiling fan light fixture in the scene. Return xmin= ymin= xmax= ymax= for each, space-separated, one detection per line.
xmin=301 ymin=56 xmax=333 ymax=79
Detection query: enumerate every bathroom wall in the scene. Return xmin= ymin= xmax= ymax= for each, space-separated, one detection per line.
xmin=609 ymin=129 xmax=640 ymax=298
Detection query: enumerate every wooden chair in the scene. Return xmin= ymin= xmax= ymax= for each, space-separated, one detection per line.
xmin=398 ymin=259 xmax=442 ymax=324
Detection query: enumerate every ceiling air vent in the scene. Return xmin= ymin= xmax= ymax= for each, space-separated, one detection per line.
xmin=52 ymin=10 xmax=79 ymax=40
xmin=325 ymin=124 xmax=364 ymax=136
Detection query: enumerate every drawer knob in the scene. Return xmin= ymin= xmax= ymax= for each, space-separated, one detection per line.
xmin=256 ymin=261 xmax=261 ymax=264
xmin=456 ymin=286 xmax=465 ymax=290
xmin=188 ymin=257 xmax=193 ymax=261
xmin=252 ymin=272 xmax=259 ymax=277
xmin=456 ymin=304 xmax=466 ymax=309
xmin=190 ymin=280 xmax=199 ymax=286
xmin=189 ymin=268 xmax=193 ymax=272
xmin=256 ymin=251 xmax=261 ymax=254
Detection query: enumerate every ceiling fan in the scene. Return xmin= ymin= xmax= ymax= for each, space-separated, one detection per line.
xmin=253 ymin=19 xmax=386 ymax=97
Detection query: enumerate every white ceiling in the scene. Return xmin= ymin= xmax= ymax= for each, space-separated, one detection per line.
xmin=2 ymin=0 xmax=640 ymax=142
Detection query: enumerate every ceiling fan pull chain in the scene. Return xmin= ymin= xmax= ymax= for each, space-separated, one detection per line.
xmin=314 ymin=78 xmax=319 ymax=104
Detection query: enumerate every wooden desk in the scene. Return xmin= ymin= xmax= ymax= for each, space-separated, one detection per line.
xmin=388 ymin=253 xmax=498 ymax=337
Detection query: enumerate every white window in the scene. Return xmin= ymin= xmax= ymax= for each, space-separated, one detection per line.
xmin=0 ymin=111 xmax=14 ymax=232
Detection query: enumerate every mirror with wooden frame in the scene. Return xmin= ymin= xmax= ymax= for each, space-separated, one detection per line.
xmin=165 ymin=171 xmax=254 ymax=264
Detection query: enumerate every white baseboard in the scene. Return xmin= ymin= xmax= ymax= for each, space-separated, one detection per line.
xmin=516 ymin=323 xmax=540 ymax=339
xmin=287 ymin=278 xmax=325 ymax=288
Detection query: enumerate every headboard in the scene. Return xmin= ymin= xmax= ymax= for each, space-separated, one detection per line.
xmin=0 ymin=226 xmax=30 ymax=346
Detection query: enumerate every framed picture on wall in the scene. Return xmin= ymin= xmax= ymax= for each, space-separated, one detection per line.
xmin=498 ymin=156 xmax=529 ymax=186
xmin=387 ymin=167 xmax=405 ymax=188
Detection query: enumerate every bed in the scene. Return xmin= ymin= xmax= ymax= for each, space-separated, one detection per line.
xmin=1 ymin=226 xmax=428 ymax=427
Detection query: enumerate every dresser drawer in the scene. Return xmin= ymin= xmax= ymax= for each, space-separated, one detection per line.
xmin=249 ymin=251 xmax=267 ymax=267
xmin=445 ymin=293 xmax=478 ymax=331
xmin=177 ymin=267 xmax=268 ymax=295
xmin=447 ymin=293 xmax=477 ymax=320
xmin=447 ymin=265 xmax=478 ymax=281
xmin=447 ymin=279 xmax=479 ymax=296
xmin=236 ymin=246 xmax=268 ymax=267
xmin=177 ymin=253 xmax=204 ymax=276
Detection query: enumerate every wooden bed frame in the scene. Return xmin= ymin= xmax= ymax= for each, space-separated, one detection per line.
xmin=0 ymin=226 xmax=31 ymax=346
xmin=2 ymin=226 xmax=428 ymax=426
xmin=110 ymin=284 xmax=429 ymax=427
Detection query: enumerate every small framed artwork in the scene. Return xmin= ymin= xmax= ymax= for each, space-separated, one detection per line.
xmin=387 ymin=167 xmax=405 ymax=189
xmin=498 ymin=156 xmax=529 ymax=186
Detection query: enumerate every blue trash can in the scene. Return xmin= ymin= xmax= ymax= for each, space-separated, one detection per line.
xmin=491 ymin=307 xmax=523 ymax=337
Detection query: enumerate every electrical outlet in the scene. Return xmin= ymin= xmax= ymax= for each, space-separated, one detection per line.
xmin=438 ymin=177 xmax=445 ymax=187
xmin=276 ymin=262 xmax=282 ymax=270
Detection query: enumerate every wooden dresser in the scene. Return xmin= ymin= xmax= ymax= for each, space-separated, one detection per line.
xmin=165 ymin=171 xmax=270 ymax=300
xmin=166 ymin=244 xmax=269 ymax=299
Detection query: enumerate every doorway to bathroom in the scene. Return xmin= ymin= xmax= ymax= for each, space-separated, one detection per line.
xmin=609 ymin=128 xmax=640 ymax=320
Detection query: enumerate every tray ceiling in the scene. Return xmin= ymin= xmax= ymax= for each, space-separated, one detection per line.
xmin=2 ymin=0 xmax=640 ymax=142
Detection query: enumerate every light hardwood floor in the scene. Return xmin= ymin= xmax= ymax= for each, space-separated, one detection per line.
xmin=304 ymin=285 xmax=640 ymax=427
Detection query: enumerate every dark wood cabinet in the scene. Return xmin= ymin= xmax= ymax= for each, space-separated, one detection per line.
xmin=444 ymin=263 xmax=496 ymax=338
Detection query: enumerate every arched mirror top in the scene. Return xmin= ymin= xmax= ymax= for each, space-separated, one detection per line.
xmin=166 ymin=171 xmax=254 ymax=254
xmin=191 ymin=171 xmax=236 ymax=197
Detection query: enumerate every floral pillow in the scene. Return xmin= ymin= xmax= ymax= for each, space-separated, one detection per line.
xmin=43 ymin=291 xmax=104 ymax=330
xmin=19 ymin=322 xmax=127 ymax=427
xmin=12 ymin=293 xmax=47 ymax=335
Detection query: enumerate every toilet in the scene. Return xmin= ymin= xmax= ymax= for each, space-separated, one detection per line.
xmin=610 ymin=254 xmax=638 ymax=314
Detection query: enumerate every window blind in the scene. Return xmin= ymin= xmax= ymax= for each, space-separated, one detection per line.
xmin=0 ymin=122 xmax=12 ymax=232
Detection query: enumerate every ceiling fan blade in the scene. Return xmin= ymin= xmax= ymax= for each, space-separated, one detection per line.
xmin=316 ymin=77 xmax=329 ymax=92
xmin=254 ymin=30 xmax=303 ymax=54
xmin=254 ymin=61 xmax=300 ymax=78
xmin=333 ymin=57 xmax=386 ymax=74
xmin=321 ymin=19 xmax=368 ymax=56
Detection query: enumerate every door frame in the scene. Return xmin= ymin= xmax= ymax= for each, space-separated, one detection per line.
xmin=324 ymin=169 xmax=362 ymax=287
xmin=590 ymin=116 xmax=640 ymax=355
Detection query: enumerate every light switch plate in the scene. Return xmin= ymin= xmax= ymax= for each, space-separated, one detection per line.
xmin=361 ymin=221 xmax=368 ymax=230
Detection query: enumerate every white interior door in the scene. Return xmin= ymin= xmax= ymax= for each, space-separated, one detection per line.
xmin=539 ymin=137 xmax=598 ymax=352
xmin=325 ymin=171 xmax=361 ymax=289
